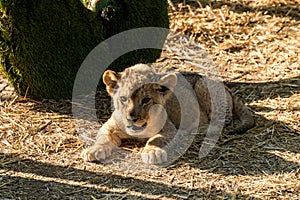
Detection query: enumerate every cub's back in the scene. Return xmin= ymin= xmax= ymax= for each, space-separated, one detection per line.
xmin=166 ymin=71 xmax=254 ymax=134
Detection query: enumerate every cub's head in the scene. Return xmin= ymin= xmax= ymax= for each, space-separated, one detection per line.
xmin=103 ymin=64 xmax=177 ymax=138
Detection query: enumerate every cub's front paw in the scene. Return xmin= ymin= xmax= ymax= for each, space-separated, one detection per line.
xmin=81 ymin=143 xmax=113 ymax=162
xmin=141 ymin=146 xmax=167 ymax=165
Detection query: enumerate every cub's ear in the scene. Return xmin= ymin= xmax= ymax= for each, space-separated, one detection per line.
xmin=159 ymin=73 xmax=177 ymax=90
xmin=156 ymin=73 xmax=177 ymax=95
xmin=103 ymin=70 xmax=120 ymax=96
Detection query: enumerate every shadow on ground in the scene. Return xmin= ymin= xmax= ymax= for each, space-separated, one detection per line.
xmin=0 ymin=153 xmax=260 ymax=199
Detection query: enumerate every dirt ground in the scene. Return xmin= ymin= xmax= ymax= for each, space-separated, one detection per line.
xmin=1 ymin=0 xmax=300 ymax=199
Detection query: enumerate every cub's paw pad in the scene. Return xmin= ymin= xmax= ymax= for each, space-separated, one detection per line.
xmin=81 ymin=144 xmax=113 ymax=162
xmin=141 ymin=146 xmax=167 ymax=165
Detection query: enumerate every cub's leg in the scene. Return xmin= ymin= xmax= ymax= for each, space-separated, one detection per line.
xmin=142 ymin=134 xmax=168 ymax=164
xmin=81 ymin=117 xmax=124 ymax=162
xmin=141 ymin=120 xmax=176 ymax=165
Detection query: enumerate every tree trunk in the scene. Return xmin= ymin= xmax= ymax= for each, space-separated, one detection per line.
xmin=0 ymin=0 xmax=169 ymax=99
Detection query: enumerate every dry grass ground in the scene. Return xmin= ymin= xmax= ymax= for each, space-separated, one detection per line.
xmin=1 ymin=0 xmax=299 ymax=199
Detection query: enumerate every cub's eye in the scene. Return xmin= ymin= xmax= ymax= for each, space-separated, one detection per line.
xmin=120 ymin=96 xmax=127 ymax=103
xmin=142 ymin=97 xmax=151 ymax=105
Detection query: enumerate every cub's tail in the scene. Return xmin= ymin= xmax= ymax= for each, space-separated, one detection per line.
xmin=227 ymin=94 xmax=255 ymax=134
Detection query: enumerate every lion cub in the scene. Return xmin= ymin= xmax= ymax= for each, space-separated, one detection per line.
xmin=81 ymin=64 xmax=254 ymax=164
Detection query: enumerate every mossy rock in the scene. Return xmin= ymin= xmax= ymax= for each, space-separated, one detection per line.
xmin=0 ymin=0 xmax=169 ymax=99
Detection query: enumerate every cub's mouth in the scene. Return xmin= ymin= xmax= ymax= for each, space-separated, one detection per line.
xmin=126 ymin=123 xmax=147 ymax=132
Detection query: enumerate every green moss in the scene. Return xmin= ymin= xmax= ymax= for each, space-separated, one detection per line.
xmin=0 ymin=0 xmax=169 ymax=99
xmin=98 ymin=0 xmax=169 ymax=38
xmin=0 ymin=0 xmax=103 ymax=99
xmin=96 ymin=0 xmax=169 ymax=72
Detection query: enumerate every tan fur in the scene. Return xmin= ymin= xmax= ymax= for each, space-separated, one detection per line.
xmin=81 ymin=64 xmax=255 ymax=164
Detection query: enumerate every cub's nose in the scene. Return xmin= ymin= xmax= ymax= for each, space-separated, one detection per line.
xmin=127 ymin=113 xmax=139 ymax=123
